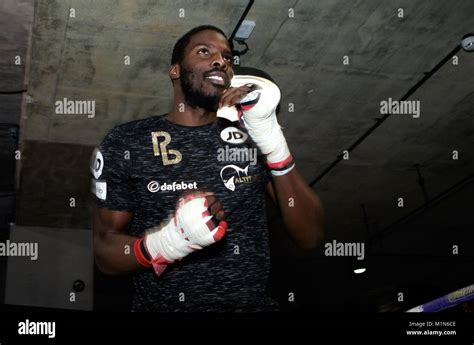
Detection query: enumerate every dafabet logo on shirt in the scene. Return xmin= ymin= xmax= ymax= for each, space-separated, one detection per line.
xmin=147 ymin=181 xmax=198 ymax=193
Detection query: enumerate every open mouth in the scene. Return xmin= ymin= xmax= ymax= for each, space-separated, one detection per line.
xmin=205 ymin=75 xmax=226 ymax=86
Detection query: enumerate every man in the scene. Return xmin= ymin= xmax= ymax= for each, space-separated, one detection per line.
xmin=91 ymin=25 xmax=324 ymax=312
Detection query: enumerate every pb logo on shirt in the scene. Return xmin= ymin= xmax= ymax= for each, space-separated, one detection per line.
xmin=151 ymin=131 xmax=182 ymax=166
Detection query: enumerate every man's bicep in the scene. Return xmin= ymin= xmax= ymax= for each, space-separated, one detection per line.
xmin=92 ymin=207 xmax=139 ymax=275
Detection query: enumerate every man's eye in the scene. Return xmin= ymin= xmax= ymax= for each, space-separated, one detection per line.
xmin=198 ymin=48 xmax=209 ymax=55
xmin=224 ymin=56 xmax=233 ymax=63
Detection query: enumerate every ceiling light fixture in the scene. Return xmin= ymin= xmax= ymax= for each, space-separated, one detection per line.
xmin=234 ymin=20 xmax=256 ymax=41
xmin=461 ymin=34 xmax=474 ymax=52
xmin=354 ymin=268 xmax=367 ymax=274
xmin=229 ymin=1 xmax=255 ymax=58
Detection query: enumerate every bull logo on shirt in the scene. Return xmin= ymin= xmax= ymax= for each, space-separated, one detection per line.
xmin=151 ymin=131 xmax=182 ymax=166
xmin=220 ymin=164 xmax=260 ymax=191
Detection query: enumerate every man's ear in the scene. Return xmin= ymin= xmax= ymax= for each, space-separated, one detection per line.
xmin=169 ymin=64 xmax=180 ymax=80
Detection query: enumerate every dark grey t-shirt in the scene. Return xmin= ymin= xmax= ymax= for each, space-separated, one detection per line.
xmin=92 ymin=114 xmax=278 ymax=311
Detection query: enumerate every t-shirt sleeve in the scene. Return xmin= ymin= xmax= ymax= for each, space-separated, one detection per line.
xmin=90 ymin=126 xmax=134 ymax=212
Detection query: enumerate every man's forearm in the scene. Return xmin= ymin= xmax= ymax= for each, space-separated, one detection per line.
xmin=270 ymin=168 xmax=325 ymax=249
xmin=93 ymin=230 xmax=143 ymax=275
xmin=93 ymin=192 xmax=228 ymax=276
xmin=92 ymin=208 xmax=143 ymax=275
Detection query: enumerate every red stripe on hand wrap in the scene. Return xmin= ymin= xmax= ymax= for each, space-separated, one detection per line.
xmin=151 ymin=255 xmax=171 ymax=277
xmin=134 ymin=238 xmax=151 ymax=268
xmin=134 ymin=238 xmax=172 ymax=277
xmin=267 ymin=155 xmax=294 ymax=170
xmin=213 ymin=220 xmax=228 ymax=241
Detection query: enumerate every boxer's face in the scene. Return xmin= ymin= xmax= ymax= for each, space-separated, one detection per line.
xmin=177 ymin=30 xmax=233 ymax=112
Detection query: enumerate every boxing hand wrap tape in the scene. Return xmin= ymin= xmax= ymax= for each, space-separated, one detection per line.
xmin=221 ymin=75 xmax=295 ymax=175
xmin=134 ymin=195 xmax=227 ymax=277
xmin=134 ymin=237 xmax=170 ymax=276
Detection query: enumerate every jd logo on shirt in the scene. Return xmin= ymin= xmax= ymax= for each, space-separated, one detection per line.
xmin=220 ymin=127 xmax=248 ymax=144
xmin=151 ymin=131 xmax=182 ymax=166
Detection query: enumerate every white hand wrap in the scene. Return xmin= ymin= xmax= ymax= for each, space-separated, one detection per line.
xmin=141 ymin=195 xmax=227 ymax=275
xmin=227 ymin=75 xmax=295 ymax=174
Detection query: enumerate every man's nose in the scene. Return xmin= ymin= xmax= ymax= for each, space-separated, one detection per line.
xmin=212 ymin=54 xmax=227 ymax=69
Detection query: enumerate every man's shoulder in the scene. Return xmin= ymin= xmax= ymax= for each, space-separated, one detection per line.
xmin=99 ymin=114 xmax=165 ymax=149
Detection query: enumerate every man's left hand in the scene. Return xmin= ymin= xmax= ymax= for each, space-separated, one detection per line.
xmin=218 ymin=75 xmax=295 ymax=176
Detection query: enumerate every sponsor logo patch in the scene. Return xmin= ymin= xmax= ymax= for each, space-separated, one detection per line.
xmin=220 ymin=164 xmax=260 ymax=191
xmin=147 ymin=181 xmax=198 ymax=193
xmin=151 ymin=131 xmax=182 ymax=165
xmin=220 ymin=126 xmax=248 ymax=144
xmin=90 ymin=148 xmax=104 ymax=179
xmin=92 ymin=180 xmax=107 ymax=200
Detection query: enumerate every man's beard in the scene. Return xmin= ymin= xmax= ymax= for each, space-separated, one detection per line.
xmin=179 ymin=63 xmax=221 ymax=112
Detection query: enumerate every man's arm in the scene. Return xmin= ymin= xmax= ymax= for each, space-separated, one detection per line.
xmin=93 ymin=207 xmax=142 ymax=275
xmin=93 ymin=193 xmax=227 ymax=276
xmin=266 ymin=168 xmax=325 ymax=250
xmin=219 ymin=75 xmax=325 ymax=249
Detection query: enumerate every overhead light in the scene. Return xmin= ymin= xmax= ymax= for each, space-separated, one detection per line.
xmin=235 ymin=20 xmax=256 ymax=41
xmin=461 ymin=34 xmax=474 ymax=52
xmin=354 ymin=268 xmax=366 ymax=274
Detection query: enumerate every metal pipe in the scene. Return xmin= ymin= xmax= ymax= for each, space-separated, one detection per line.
xmin=414 ymin=164 xmax=430 ymax=204
xmin=370 ymin=174 xmax=473 ymax=242
xmin=229 ymin=0 xmax=255 ymax=43
xmin=309 ymin=43 xmax=464 ymax=187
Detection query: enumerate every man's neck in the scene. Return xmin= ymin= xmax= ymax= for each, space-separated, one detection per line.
xmin=167 ymin=102 xmax=217 ymax=126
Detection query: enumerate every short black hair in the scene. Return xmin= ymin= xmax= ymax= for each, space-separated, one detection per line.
xmin=171 ymin=25 xmax=233 ymax=65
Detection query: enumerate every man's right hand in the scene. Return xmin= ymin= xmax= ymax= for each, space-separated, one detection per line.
xmin=140 ymin=191 xmax=227 ymax=275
